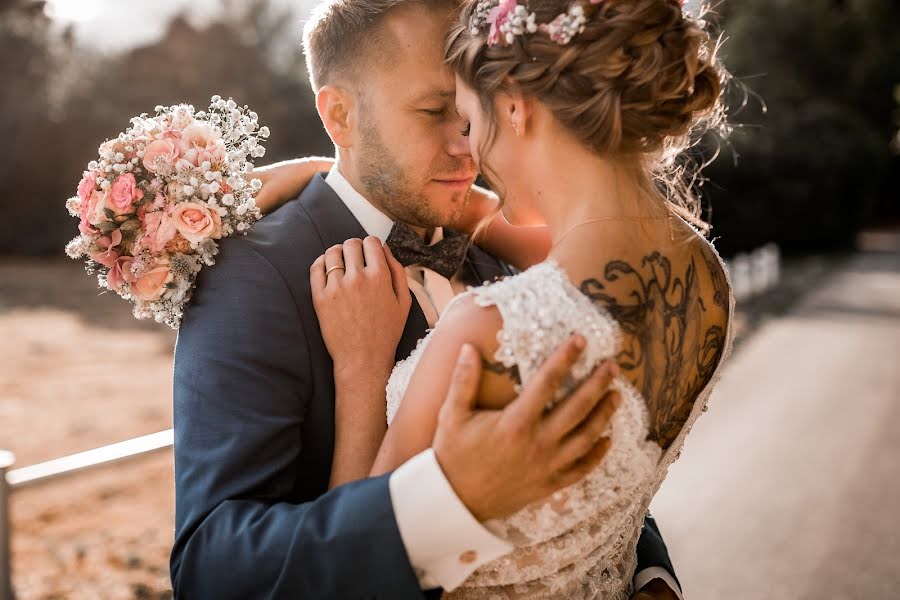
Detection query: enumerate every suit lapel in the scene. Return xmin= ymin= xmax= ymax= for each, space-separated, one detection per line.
xmin=299 ymin=174 xmax=369 ymax=246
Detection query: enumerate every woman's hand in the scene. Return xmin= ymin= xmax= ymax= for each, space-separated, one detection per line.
xmin=310 ymin=237 xmax=411 ymax=378
xmin=252 ymin=156 xmax=335 ymax=215
xmin=311 ymin=236 xmax=412 ymax=487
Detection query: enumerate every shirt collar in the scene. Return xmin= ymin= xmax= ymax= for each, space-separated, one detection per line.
xmin=324 ymin=165 xmax=444 ymax=246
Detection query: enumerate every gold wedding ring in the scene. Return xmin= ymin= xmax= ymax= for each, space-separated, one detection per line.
xmin=325 ymin=265 xmax=346 ymax=278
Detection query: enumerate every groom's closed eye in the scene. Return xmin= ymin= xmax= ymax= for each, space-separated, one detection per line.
xmin=420 ymin=106 xmax=450 ymax=117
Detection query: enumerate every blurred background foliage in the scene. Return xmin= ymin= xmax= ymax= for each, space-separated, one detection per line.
xmin=0 ymin=0 xmax=897 ymax=256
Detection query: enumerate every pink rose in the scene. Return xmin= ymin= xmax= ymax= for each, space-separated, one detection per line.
xmin=179 ymin=124 xmax=221 ymax=166
xmin=91 ymin=228 xmax=123 ymax=268
xmin=142 ymin=138 xmax=180 ymax=173
xmin=107 ymin=255 xmax=135 ymax=291
xmin=157 ymin=129 xmax=182 ymax=142
xmin=86 ymin=188 xmax=109 ymax=226
xmin=132 ymin=259 xmax=172 ymax=301
xmin=107 ymin=173 xmax=144 ymax=216
xmin=77 ymin=171 xmax=97 ymax=203
xmin=140 ymin=209 xmax=178 ymax=253
xmin=79 ymin=220 xmax=99 ymax=237
xmin=195 ymin=141 xmax=226 ymax=167
xmin=77 ymin=171 xmax=101 ymax=234
xmin=171 ymin=202 xmax=222 ymax=244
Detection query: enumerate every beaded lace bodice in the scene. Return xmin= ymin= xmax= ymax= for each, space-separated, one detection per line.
xmin=385 ymin=252 xmax=735 ymax=599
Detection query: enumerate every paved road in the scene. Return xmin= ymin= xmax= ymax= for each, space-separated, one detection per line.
xmin=650 ymin=250 xmax=900 ymax=600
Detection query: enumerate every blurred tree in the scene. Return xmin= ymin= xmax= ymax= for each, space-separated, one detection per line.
xmin=0 ymin=0 xmax=331 ymax=255
xmin=705 ymin=0 xmax=900 ymax=255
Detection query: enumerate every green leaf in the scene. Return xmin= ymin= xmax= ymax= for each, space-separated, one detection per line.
xmin=119 ymin=219 xmax=141 ymax=232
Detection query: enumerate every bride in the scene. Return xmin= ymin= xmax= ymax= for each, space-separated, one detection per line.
xmin=255 ymin=0 xmax=732 ymax=597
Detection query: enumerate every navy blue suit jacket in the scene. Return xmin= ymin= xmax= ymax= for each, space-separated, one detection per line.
xmin=170 ymin=174 xmax=677 ymax=598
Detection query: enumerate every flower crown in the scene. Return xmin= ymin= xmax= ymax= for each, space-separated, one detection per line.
xmin=469 ymin=0 xmax=685 ymax=47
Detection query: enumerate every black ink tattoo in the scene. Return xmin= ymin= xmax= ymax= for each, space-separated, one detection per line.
xmin=579 ymin=250 xmax=729 ymax=449
xmin=481 ymin=359 xmax=522 ymax=386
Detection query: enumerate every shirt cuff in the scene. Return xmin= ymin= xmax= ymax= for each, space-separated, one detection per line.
xmin=634 ymin=567 xmax=684 ymax=600
xmin=389 ymin=448 xmax=515 ymax=591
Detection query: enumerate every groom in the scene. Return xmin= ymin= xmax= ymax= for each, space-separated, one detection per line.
xmin=171 ymin=0 xmax=681 ymax=598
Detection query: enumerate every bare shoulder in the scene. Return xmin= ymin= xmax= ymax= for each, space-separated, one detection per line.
xmin=434 ymin=292 xmax=520 ymax=410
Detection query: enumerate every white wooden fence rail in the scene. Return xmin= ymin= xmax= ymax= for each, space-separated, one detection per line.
xmin=0 ymin=430 xmax=174 ymax=600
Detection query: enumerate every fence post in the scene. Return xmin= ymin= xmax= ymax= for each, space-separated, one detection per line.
xmin=0 ymin=450 xmax=14 ymax=600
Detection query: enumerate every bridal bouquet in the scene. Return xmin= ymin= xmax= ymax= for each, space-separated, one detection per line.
xmin=65 ymin=96 xmax=269 ymax=328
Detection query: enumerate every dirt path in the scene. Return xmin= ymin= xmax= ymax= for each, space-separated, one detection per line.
xmin=1 ymin=259 xmax=176 ymax=599
xmin=650 ymin=249 xmax=900 ymax=599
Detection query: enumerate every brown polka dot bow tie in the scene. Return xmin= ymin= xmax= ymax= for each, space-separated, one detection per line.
xmin=384 ymin=221 xmax=470 ymax=279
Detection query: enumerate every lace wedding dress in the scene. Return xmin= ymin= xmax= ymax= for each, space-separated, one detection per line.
xmin=386 ymin=249 xmax=735 ymax=599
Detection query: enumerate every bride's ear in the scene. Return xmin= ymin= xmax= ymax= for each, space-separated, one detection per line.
xmin=316 ymin=85 xmax=355 ymax=149
xmin=499 ymin=80 xmax=532 ymax=138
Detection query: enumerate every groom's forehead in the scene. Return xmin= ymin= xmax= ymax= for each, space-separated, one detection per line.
xmin=377 ymin=4 xmax=452 ymax=68
xmin=373 ymin=14 xmax=456 ymax=99
xmin=408 ymin=87 xmax=455 ymax=103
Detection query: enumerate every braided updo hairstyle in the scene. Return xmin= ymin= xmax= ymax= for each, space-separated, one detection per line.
xmin=446 ymin=0 xmax=729 ymax=231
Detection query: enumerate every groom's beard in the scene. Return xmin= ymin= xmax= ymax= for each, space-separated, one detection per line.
xmin=358 ymin=115 xmax=470 ymax=230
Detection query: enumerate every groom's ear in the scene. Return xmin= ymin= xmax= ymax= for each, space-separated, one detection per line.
xmin=316 ymin=85 xmax=355 ymax=149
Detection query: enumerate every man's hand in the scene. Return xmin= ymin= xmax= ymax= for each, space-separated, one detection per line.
xmin=433 ymin=335 xmax=622 ymax=521
xmin=631 ymin=578 xmax=681 ymax=600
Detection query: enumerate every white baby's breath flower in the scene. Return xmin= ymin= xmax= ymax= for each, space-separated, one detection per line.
xmin=65 ymin=196 xmax=82 ymax=217
xmin=250 ymin=178 xmax=262 ymax=191
xmin=182 ymin=185 xmax=194 ymax=196
xmin=221 ymin=193 xmax=234 ymax=206
xmin=65 ymin=236 xmax=91 ymax=259
xmin=208 ymin=181 xmax=220 ymax=194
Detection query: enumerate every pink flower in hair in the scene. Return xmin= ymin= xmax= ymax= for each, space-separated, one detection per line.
xmin=487 ymin=0 xmax=517 ymax=46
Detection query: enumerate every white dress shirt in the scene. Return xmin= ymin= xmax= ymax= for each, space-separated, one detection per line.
xmin=323 ymin=167 xmax=683 ymax=598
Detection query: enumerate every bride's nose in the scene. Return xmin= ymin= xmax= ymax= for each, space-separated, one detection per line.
xmin=446 ymin=117 xmax=472 ymax=159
